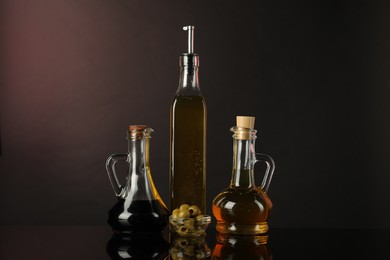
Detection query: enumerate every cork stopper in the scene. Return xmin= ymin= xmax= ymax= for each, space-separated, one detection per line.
xmin=236 ymin=116 xmax=255 ymax=129
xmin=128 ymin=125 xmax=148 ymax=132
xmin=127 ymin=125 xmax=152 ymax=139
xmin=232 ymin=116 xmax=256 ymax=140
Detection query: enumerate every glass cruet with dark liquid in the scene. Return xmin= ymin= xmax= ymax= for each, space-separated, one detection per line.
xmin=106 ymin=125 xmax=169 ymax=234
xmin=212 ymin=116 xmax=276 ymax=235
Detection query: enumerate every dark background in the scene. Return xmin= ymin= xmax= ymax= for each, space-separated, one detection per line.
xmin=0 ymin=0 xmax=389 ymax=229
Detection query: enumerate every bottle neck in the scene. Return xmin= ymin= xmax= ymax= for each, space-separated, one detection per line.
xmin=176 ymin=54 xmax=201 ymax=96
xmin=230 ymin=138 xmax=257 ymax=189
xmin=123 ymin=136 xmax=154 ymax=201
xmin=128 ymin=137 xmax=149 ymax=175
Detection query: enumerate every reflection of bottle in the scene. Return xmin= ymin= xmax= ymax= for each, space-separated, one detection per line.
xmin=170 ymin=26 xmax=207 ymax=213
xmin=212 ymin=116 xmax=275 ymax=235
xmin=106 ymin=233 xmax=169 ymax=260
xmin=212 ymin=233 xmax=272 ymax=260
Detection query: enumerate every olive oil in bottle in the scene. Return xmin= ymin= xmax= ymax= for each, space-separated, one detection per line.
xmin=170 ymin=26 xmax=206 ymax=213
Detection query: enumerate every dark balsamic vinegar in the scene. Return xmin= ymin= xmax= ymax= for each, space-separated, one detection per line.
xmin=108 ymin=199 xmax=169 ymax=234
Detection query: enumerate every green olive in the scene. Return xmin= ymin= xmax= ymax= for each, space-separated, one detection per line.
xmin=195 ymin=214 xmax=205 ymax=220
xmin=183 ymin=218 xmax=195 ymax=229
xmin=188 ymin=205 xmax=200 ymax=217
xmin=176 ymin=237 xmax=189 ymax=248
xmin=172 ymin=208 xmax=180 ymax=219
xmin=177 ymin=226 xmax=189 ymax=236
xmin=179 ymin=204 xmax=190 ymax=211
xmin=178 ymin=210 xmax=190 ymax=218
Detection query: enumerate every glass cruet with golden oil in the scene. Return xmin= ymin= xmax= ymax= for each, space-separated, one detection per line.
xmin=105 ymin=125 xmax=169 ymax=234
xmin=170 ymin=26 xmax=206 ymax=213
xmin=212 ymin=116 xmax=276 ymax=235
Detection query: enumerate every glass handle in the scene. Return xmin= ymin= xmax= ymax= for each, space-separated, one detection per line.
xmin=255 ymin=153 xmax=276 ymax=193
xmin=105 ymin=153 xmax=128 ymax=197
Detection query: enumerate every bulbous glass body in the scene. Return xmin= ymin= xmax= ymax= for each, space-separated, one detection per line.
xmin=212 ymin=186 xmax=272 ymax=235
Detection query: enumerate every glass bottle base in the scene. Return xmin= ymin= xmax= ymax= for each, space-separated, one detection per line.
xmin=215 ymin=221 xmax=269 ymax=235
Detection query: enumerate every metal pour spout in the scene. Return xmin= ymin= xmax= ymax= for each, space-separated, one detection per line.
xmin=183 ymin=25 xmax=194 ymax=54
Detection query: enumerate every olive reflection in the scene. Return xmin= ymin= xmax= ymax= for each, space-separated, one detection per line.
xmin=212 ymin=233 xmax=272 ymax=260
xmin=106 ymin=233 xmax=169 ymax=259
xmin=169 ymin=234 xmax=211 ymax=259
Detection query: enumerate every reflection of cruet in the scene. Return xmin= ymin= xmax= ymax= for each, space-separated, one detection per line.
xmin=212 ymin=233 xmax=272 ymax=260
xmin=106 ymin=233 xmax=169 ymax=260
xmin=212 ymin=116 xmax=275 ymax=235
xmin=106 ymin=125 xmax=169 ymax=234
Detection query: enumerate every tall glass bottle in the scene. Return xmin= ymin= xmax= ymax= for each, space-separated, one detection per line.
xmin=212 ymin=116 xmax=275 ymax=235
xmin=170 ymin=26 xmax=207 ymax=213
